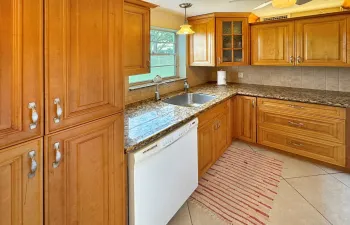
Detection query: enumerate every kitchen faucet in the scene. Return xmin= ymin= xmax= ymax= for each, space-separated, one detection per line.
xmin=184 ymin=80 xmax=190 ymax=93
xmin=153 ymin=75 xmax=169 ymax=101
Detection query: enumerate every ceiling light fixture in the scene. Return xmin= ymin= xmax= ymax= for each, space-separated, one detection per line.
xmin=272 ymin=0 xmax=297 ymax=8
xmin=177 ymin=3 xmax=195 ymax=35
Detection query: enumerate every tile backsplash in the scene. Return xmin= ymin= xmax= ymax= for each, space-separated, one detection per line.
xmin=210 ymin=66 xmax=350 ymax=92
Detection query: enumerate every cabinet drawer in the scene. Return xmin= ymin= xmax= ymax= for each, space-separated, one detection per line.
xmin=258 ymin=98 xmax=346 ymax=120
xmin=199 ymin=100 xmax=229 ymax=127
xmin=258 ymin=127 xmax=346 ymax=167
xmin=258 ymin=111 xmax=345 ymax=144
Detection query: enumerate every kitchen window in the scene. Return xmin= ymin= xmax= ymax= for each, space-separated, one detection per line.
xmin=129 ymin=28 xmax=179 ymax=84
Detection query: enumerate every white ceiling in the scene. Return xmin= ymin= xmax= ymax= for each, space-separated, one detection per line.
xmin=147 ymin=0 xmax=344 ymax=17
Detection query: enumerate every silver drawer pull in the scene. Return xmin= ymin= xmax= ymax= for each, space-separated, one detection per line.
xmin=289 ymin=141 xmax=303 ymax=147
xmin=53 ymin=142 xmax=61 ymax=168
xmin=53 ymin=98 xmax=63 ymax=123
xmin=28 ymin=102 xmax=39 ymax=130
xmin=28 ymin=150 xmax=38 ymax=178
xmin=288 ymin=121 xmax=304 ymax=127
xmin=288 ymin=104 xmax=304 ymax=109
xmin=289 ymin=56 xmax=295 ymax=64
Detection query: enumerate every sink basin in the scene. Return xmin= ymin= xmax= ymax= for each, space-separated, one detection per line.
xmin=163 ymin=93 xmax=216 ymax=107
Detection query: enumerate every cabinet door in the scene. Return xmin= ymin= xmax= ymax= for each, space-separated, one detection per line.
xmin=216 ymin=18 xmax=249 ymax=66
xmin=124 ymin=3 xmax=150 ymax=75
xmin=0 ymin=0 xmax=43 ymax=149
xmin=236 ymin=96 xmax=257 ymax=143
xmin=296 ymin=15 xmax=350 ymax=67
xmin=215 ymin=112 xmax=229 ymax=159
xmin=251 ymin=21 xmax=295 ymax=66
xmin=0 ymin=139 xmax=43 ymax=225
xmin=198 ymin=121 xmax=215 ymax=177
xmin=45 ymin=0 xmax=124 ymax=134
xmin=188 ymin=17 xmax=216 ymax=66
xmin=45 ymin=114 xmax=125 ymax=225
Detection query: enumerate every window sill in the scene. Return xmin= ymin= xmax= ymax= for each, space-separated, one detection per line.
xmin=129 ymin=77 xmax=186 ymax=91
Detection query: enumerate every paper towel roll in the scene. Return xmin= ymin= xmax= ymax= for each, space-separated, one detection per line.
xmin=217 ymin=70 xmax=227 ymax=85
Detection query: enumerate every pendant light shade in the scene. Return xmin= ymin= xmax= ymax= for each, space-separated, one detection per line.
xmin=272 ymin=0 xmax=297 ymax=8
xmin=177 ymin=3 xmax=195 ymax=35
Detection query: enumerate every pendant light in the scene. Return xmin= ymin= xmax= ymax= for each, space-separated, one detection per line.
xmin=177 ymin=3 xmax=195 ymax=35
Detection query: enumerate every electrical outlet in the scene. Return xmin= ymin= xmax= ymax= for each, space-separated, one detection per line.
xmin=238 ymin=72 xmax=244 ymax=78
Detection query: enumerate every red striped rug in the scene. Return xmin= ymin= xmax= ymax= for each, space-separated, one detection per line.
xmin=190 ymin=145 xmax=284 ymax=225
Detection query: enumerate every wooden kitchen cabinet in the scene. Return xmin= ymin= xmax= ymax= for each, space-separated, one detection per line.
xmin=295 ymin=15 xmax=350 ymax=67
xmin=216 ymin=17 xmax=249 ymax=66
xmin=198 ymin=121 xmax=215 ymax=177
xmin=0 ymin=0 xmax=43 ymax=149
xmin=124 ymin=0 xmax=157 ymax=75
xmin=0 ymin=138 xmax=43 ymax=225
xmin=44 ymin=114 xmax=125 ymax=225
xmin=235 ymin=96 xmax=257 ymax=143
xmin=251 ymin=21 xmax=295 ymax=66
xmin=45 ymin=0 xmax=124 ymax=134
xmin=198 ymin=100 xmax=231 ymax=177
xmin=188 ymin=15 xmax=216 ymax=66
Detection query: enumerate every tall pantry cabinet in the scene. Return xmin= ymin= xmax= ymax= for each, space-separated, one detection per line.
xmin=0 ymin=0 xmax=126 ymax=224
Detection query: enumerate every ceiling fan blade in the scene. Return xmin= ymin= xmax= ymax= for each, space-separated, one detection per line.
xmin=253 ymin=1 xmax=273 ymax=10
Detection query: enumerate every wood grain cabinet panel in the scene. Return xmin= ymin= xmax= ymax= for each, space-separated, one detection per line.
xmin=295 ymin=15 xmax=350 ymax=67
xmin=188 ymin=16 xmax=216 ymax=66
xmin=215 ymin=112 xmax=229 ymax=158
xmin=0 ymin=0 xmax=43 ymax=149
xmin=45 ymin=0 xmax=124 ymax=134
xmin=198 ymin=121 xmax=215 ymax=178
xmin=124 ymin=0 xmax=156 ymax=75
xmin=251 ymin=21 xmax=295 ymax=66
xmin=258 ymin=126 xmax=346 ymax=167
xmin=45 ymin=114 xmax=125 ymax=225
xmin=235 ymin=96 xmax=257 ymax=143
xmin=0 ymin=138 xmax=43 ymax=225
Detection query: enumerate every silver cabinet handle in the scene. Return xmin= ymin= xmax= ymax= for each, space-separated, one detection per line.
xmin=288 ymin=104 xmax=304 ymax=109
xmin=289 ymin=56 xmax=295 ymax=64
xmin=288 ymin=141 xmax=303 ymax=147
xmin=297 ymin=56 xmax=303 ymax=64
xmin=288 ymin=121 xmax=304 ymax=127
xmin=252 ymin=100 xmax=256 ymax=108
xmin=53 ymin=98 xmax=63 ymax=123
xmin=52 ymin=142 xmax=61 ymax=168
xmin=28 ymin=150 xmax=38 ymax=178
xmin=28 ymin=102 xmax=39 ymax=130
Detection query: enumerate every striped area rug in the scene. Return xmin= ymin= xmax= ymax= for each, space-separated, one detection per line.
xmin=190 ymin=145 xmax=284 ymax=225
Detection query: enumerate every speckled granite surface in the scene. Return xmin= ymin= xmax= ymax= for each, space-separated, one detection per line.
xmin=125 ymin=83 xmax=350 ymax=153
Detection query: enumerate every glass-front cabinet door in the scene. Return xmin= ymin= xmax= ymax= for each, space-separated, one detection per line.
xmin=216 ymin=18 xmax=249 ymax=66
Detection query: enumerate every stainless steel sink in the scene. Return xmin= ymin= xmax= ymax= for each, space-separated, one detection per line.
xmin=163 ymin=93 xmax=216 ymax=107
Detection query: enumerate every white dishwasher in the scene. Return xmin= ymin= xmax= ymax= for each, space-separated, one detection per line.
xmin=128 ymin=118 xmax=198 ymax=225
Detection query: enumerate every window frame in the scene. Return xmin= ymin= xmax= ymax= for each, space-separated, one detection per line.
xmin=129 ymin=27 xmax=179 ymax=86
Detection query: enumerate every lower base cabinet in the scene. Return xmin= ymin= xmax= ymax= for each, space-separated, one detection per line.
xmin=0 ymin=138 xmax=43 ymax=225
xmin=44 ymin=114 xmax=125 ymax=225
xmin=235 ymin=96 xmax=257 ymax=143
xmin=198 ymin=100 xmax=230 ymax=177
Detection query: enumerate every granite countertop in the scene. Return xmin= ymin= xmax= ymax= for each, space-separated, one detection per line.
xmin=125 ymin=83 xmax=350 ymax=153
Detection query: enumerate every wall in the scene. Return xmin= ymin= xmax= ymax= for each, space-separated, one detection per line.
xmin=209 ymin=66 xmax=350 ymax=92
xmin=125 ymin=8 xmax=211 ymax=104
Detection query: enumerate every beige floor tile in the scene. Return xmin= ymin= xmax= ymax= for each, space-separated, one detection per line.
xmin=287 ymin=175 xmax=350 ymax=225
xmin=315 ymin=164 xmax=345 ymax=174
xmin=268 ymin=180 xmax=331 ymax=225
xmin=249 ymin=144 xmax=326 ymax=179
xmin=167 ymin=202 xmax=192 ymax=225
xmin=332 ymin=173 xmax=350 ymax=188
xmin=187 ymin=200 xmax=228 ymax=225
xmin=230 ymin=140 xmax=253 ymax=150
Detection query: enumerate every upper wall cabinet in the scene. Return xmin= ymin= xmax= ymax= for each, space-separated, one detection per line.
xmin=251 ymin=13 xmax=350 ymax=67
xmin=188 ymin=13 xmax=250 ymax=67
xmin=124 ymin=0 xmax=157 ymax=76
xmin=251 ymin=21 xmax=295 ymax=66
xmin=295 ymin=15 xmax=350 ymax=67
xmin=45 ymin=0 xmax=124 ymax=134
xmin=0 ymin=0 xmax=43 ymax=149
xmin=188 ymin=15 xmax=216 ymax=66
